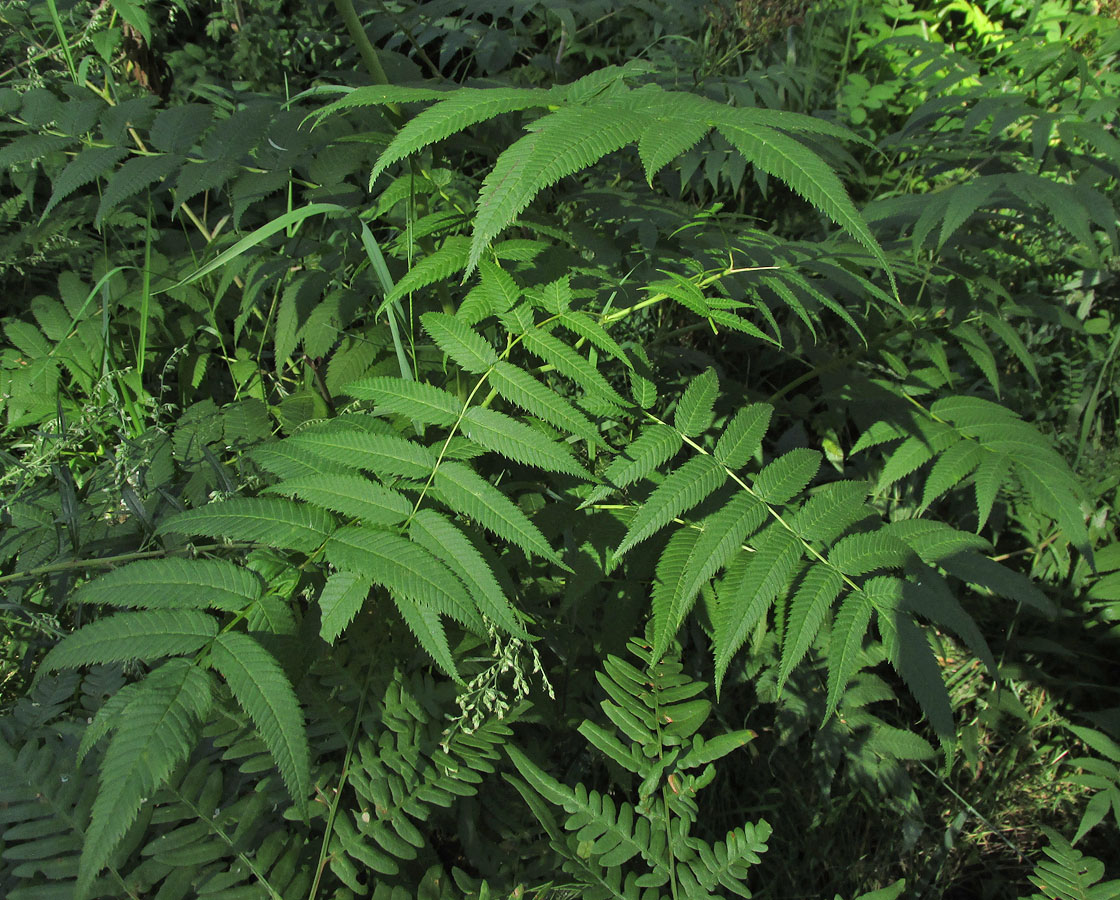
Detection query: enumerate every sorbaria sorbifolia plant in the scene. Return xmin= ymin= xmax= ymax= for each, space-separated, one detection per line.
xmin=1 ymin=0 xmax=1118 ymax=897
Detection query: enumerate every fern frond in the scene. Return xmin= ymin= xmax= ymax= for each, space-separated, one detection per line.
xmin=79 ymin=660 xmax=213 ymax=898
xmin=553 ymin=310 xmax=632 ymax=369
xmin=433 ymin=460 xmax=566 ymax=569
xmin=1023 ymin=827 xmax=1120 ymax=900
xmin=614 ymin=454 xmax=727 ymax=559
xmin=206 ymin=631 xmax=310 ymax=811
xmin=156 ymin=497 xmax=335 ymax=553
xmin=462 ymin=406 xmax=592 ymax=478
xmin=391 ymin=590 xmax=460 ymax=682
xmin=828 ymin=531 xmax=913 ymax=577
xmin=920 ymin=439 xmax=982 ymax=510
xmin=263 ymin=473 xmax=413 ymax=525
xmin=408 ymin=509 xmax=524 ymax=635
xmin=973 ymin=451 xmax=1011 ymax=530
xmin=74 ymin=558 xmax=262 ymax=611
xmin=38 ymin=610 xmax=218 ymax=676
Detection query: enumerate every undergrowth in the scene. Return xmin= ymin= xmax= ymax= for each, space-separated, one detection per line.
xmin=1 ymin=0 xmax=1119 ymax=898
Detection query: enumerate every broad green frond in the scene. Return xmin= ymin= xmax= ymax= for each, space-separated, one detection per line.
xmin=461 ymin=406 xmax=592 ymax=478
xmin=207 ymin=631 xmax=310 ymax=811
xmin=874 ymin=436 xmax=933 ymax=494
xmin=460 ymin=259 xmax=522 ymax=324
xmin=421 ymin=311 xmax=499 ymax=374
xmin=318 ymin=571 xmax=373 ymax=644
xmin=941 ymin=551 xmax=1055 ymax=615
xmin=1024 ymin=828 xmax=1120 ymax=900
xmin=716 ymin=122 xmax=896 ymax=298
xmin=887 ymin=610 xmax=955 ymax=741
xmin=74 ymin=558 xmax=261 ymax=612
xmin=519 ymin=327 xmax=629 ymax=408
xmin=308 ymin=84 xmax=449 ymax=124
xmin=824 ymin=588 xmax=874 ymax=720
xmin=250 ymin=442 xmax=353 ymax=480
xmin=652 ymin=491 xmax=767 ymax=660
xmin=1015 ymin=461 xmax=1092 ymax=560
xmin=714 ymin=525 xmax=803 ymax=690
xmin=346 ymin=376 xmax=463 ymax=427
xmin=263 ymin=473 xmax=412 ymax=525
xmin=370 ymin=88 xmax=550 ymax=186
xmin=489 ymin=359 xmax=605 ymax=448
xmin=582 ymin=423 xmax=683 ymax=508
xmin=408 ymin=509 xmax=525 ymax=636
xmin=752 ymin=448 xmax=821 ymax=505
xmin=325 ymin=526 xmax=482 ymax=632
xmin=38 ymin=609 xmax=218 ymax=676
xmin=674 ymin=367 xmax=718 ymax=437
xmin=885 ymin=519 xmax=990 ymax=563
xmin=288 ymin=428 xmax=437 ymax=480
xmin=638 ymin=106 xmax=711 ymax=183
xmin=469 ymin=100 xmax=647 ymax=273
xmin=779 ymin=565 xmax=844 ymax=690
xmin=79 ymin=660 xmax=213 ymax=898
xmin=433 ymin=461 xmax=567 ymax=568
xmin=614 ymin=455 xmax=727 ymax=559
xmin=714 ymin=404 xmax=773 ymax=470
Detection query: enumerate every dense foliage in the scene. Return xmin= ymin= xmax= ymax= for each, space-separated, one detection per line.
xmin=2 ymin=0 xmax=1119 ymax=897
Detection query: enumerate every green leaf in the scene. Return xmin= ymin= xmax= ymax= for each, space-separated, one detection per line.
xmin=156 ymin=497 xmax=335 ymax=554
xmin=581 ymin=423 xmax=682 ymax=507
xmin=752 ymin=448 xmax=821 ymax=505
xmin=326 ymin=526 xmax=481 ymax=632
xmin=651 ymin=491 xmax=767 ymax=660
xmin=369 ymin=88 xmax=550 ymax=185
xmin=468 ymin=100 xmax=647 ymax=273
xmin=421 ymin=311 xmax=499 ymax=374
xmin=790 ymin=481 xmax=872 ymax=544
xmin=346 ymin=376 xmax=463 ymax=427
xmin=207 ymin=631 xmax=310 ymax=810
xmin=779 ymin=565 xmax=844 ymax=690
xmin=42 ymin=145 xmax=128 ymax=219
xmin=824 ymin=588 xmax=874 ymax=720
xmin=384 ymin=236 xmax=471 ymax=307
xmin=973 ymin=451 xmax=1010 ymax=530
xmin=74 ymin=559 xmax=261 ymax=612
xmin=38 ymin=609 xmax=218 ymax=676
xmin=434 ymin=461 xmax=566 ymax=568
xmin=489 ymin=360 xmax=605 ymax=448
xmin=78 ymin=660 xmax=212 ymax=898
xmin=615 ymin=455 xmax=727 ymax=558
xmin=715 ymin=122 xmax=895 ymax=298
xmin=1015 ymin=461 xmax=1092 ymax=560
xmin=828 ymin=531 xmax=913 ymax=576
xmin=674 ymin=367 xmax=718 ymax=437
xmin=288 ymin=428 xmax=437 ymax=480
xmin=318 ymin=572 xmax=373 ymax=644
xmin=921 ymin=439 xmax=982 ymax=510
xmin=461 ymin=406 xmax=592 ymax=478
xmin=714 ymin=525 xmax=803 ymax=690
xmin=714 ymin=404 xmax=773 ymax=470
xmin=263 ymin=474 xmax=413 ymax=526
xmin=408 ymin=509 xmax=525 ymax=636
xmin=519 ymin=327 xmax=629 ymax=408
xmin=391 ymin=590 xmax=460 ymax=682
